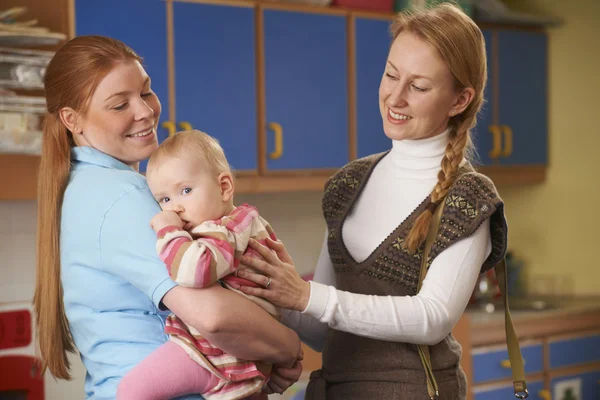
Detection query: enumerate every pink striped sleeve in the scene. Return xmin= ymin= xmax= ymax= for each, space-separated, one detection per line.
xmin=173 ymin=204 xmax=273 ymax=288
xmin=156 ymin=226 xmax=193 ymax=277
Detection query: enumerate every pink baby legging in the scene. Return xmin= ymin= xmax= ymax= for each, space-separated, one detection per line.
xmin=117 ymin=341 xmax=220 ymax=400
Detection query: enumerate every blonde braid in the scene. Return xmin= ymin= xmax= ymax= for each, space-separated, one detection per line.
xmin=404 ymin=115 xmax=475 ymax=254
xmin=391 ymin=3 xmax=487 ymax=253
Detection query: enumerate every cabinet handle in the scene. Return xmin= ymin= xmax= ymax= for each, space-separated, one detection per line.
xmin=268 ymin=122 xmax=283 ymax=160
xmin=500 ymin=359 xmax=526 ymax=368
xmin=501 ymin=125 xmax=513 ymax=157
xmin=538 ymin=389 xmax=551 ymax=400
xmin=162 ymin=121 xmax=176 ymax=137
xmin=179 ymin=121 xmax=192 ymax=131
xmin=488 ymin=125 xmax=503 ymax=159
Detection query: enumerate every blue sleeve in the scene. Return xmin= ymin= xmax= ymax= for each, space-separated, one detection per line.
xmin=99 ymin=185 xmax=177 ymax=308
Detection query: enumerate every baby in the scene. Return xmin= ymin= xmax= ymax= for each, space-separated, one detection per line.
xmin=117 ymin=130 xmax=279 ymax=400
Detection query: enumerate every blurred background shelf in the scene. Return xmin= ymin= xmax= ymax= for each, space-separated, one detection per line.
xmin=0 ymin=31 xmax=66 ymax=47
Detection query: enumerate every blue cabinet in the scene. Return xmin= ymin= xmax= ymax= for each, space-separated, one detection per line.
xmin=472 ymin=29 xmax=494 ymax=166
xmin=475 ymin=29 xmax=548 ymax=166
xmin=496 ymin=30 xmax=548 ymax=165
xmin=73 ymin=2 xmax=548 ymax=179
xmin=551 ymin=371 xmax=600 ymax=400
xmin=74 ymin=0 xmax=170 ymax=171
xmin=548 ymin=334 xmax=600 ymax=400
xmin=354 ymin=16 xmax=393 ymax=158
xmin=474 ymin=380 xmax=544 ymax=400
xmin=549 ymin=334 xmax=600 ymax=369
xmin=352 ymin=24 xmax=548 ymax=170
xmin=262 ymin=9 xmax=348 ymax=170
xmin=173 ymin=2 xmax=258 ymax=171
xmin=472 ymin=342 xmax=544 ymax=384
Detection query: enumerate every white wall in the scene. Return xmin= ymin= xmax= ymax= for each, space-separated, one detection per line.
xmin=0 ymin=191 xmax=325 ymax=399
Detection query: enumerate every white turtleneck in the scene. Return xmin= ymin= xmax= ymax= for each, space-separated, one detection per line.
xmin=281 ymin=130 xmax=492 ymax=350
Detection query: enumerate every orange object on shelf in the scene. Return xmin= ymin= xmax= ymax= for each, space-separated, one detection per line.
xmin=332 ymin=0 xmax=394 ymax=12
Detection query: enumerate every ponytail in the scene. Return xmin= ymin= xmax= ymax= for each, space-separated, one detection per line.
xmin=33 ymin=35 xmax=142 ymax=379
xmin=34 ymin=113 xmax=75 ymax=379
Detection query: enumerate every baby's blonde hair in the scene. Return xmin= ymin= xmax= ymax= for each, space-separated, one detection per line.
xmin=148 ymin=130 xmax=231 ymax=179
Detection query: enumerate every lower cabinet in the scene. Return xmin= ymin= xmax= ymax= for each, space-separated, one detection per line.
xmin=473 ymin=380 xmax=545 ymax=400
xmin=551 ymin=370 xmax=600 ymax=400
xmin=472 ymin=342 xmax=544 ymax=384
xmin=471 ymin=332 xmax=600 ymax=399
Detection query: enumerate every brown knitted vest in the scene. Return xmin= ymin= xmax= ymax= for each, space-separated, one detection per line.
xmin=306 ymin=152 xmax=508 ymax=400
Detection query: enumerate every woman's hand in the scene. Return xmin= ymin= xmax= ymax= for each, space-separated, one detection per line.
xmin=237 ymin=237 xmax=311 ymax=312
xmin=263 ymin=358 xmax=303 ymax=395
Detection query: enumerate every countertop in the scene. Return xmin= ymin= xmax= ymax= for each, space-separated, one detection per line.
xmin=464 ymin=296 xmax=600 ymax=346
xmin=467 ymin=296 xmax=600 ymax=325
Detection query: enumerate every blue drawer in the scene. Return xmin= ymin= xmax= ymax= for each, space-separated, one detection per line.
xmin=550 ymin=334 xmax=600 ymax=369
xmin=473 ymin=343 xmax=544 ymax=384
xmin=474 ymin=380 xmax=544 ymax=400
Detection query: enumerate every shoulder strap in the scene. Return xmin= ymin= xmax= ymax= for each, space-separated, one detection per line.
xmin=496 ymin=258 xmax=529 ymax=398
xmin=416 ymin=202 xmax=444 ymax=399
xmin=417 ymin=200 xmax=529 ymax=399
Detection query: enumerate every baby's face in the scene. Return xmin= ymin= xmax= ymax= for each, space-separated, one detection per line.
xmin=147 ymin=155 xmax=227 ymax=229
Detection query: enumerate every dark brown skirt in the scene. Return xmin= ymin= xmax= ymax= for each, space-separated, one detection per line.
xmin=305 ymin=366 xmax=467 ymax=400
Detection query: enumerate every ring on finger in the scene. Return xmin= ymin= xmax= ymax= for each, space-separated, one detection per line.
xmin=265 ymin=277 xmax=272 ymax=288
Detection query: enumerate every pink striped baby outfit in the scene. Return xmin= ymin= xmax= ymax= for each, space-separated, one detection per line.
xmin=156 ymin=204 xmax=280 ymax=399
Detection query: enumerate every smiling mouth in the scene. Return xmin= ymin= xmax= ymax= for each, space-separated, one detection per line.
xmin=127 ymin=127 xmax=154 ymax=138
xmin=389 ymin=109 xmax=412 ymax=121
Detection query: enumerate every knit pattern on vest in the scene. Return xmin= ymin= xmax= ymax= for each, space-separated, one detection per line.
xmin=319 ymin=152 xmax=507 ymax=396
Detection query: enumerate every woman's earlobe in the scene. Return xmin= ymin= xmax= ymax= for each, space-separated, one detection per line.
xmin=452 ymin=87 xmax=475 ymax=116
xmin=58 ymin=107 xmax=80 ymax=133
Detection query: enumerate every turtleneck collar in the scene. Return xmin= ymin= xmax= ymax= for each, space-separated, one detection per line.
xmin=382 ymin=129 xmax=450 ymax=179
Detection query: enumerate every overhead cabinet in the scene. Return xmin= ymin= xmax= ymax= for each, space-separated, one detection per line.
xmin=354 ymin=16 xmax=393 ymax=159
xmin=172 ymin=2 xmax=258 ymax=172
xmin=474 ymin=28 xmax=548 ymax=167
xmin=261 ymin=8 xmax=349 ymax=171
xmin=75 ymin=0 xmax=258 ymax=172
xmin=2 ymin=0 xmax=551 ymax=199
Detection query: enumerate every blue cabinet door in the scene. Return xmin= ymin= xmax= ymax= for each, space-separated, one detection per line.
xmin=472 ymin=343 xmax=544 ymax=384
xmin=74 ymin=0 xmax=169 ymax=171
xmin=472 ymin=29 xmax=495 ymax=166
xmin=549 ymin=334 xmax=600 ymax=369
xmin=552 ymin=371 xmax=600 ymax=400
xmin=263 ymin=10 xmax=348 ymax=170
xmin=173 ymin=2 xmax=258 ymax=172
xmin=355 ymin=17 xmax=393 ymax=159
xmin=497 ymin=30 xmax=548 ymax=165
xmin=474 ymin=380 xmax=544 ymax=400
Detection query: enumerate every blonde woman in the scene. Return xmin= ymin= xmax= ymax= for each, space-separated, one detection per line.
xmin=34 ymin=36 xmax=301 ymax=400
xmin=237 ymin=4 xmax=507 ymax=399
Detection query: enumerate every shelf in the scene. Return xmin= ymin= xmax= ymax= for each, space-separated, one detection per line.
xmin=478 ymin=165 xmax=546 ymax=186
xmin=0 ymin=154 xmax=547 ymax=200
xmin=0 ymin=154 xmax=331 ymax=200
xmin=0 ymin=80 xmax=44 ymax=90
xmin=0 ymin=31 xmax=66 ymax=47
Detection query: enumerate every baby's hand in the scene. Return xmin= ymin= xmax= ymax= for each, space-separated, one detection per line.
xmin=150 ymin=211 xmax=184 ymax=232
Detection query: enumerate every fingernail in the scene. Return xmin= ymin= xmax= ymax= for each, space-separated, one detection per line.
xmin=237 ymin=270 xmax=245 ymax=277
